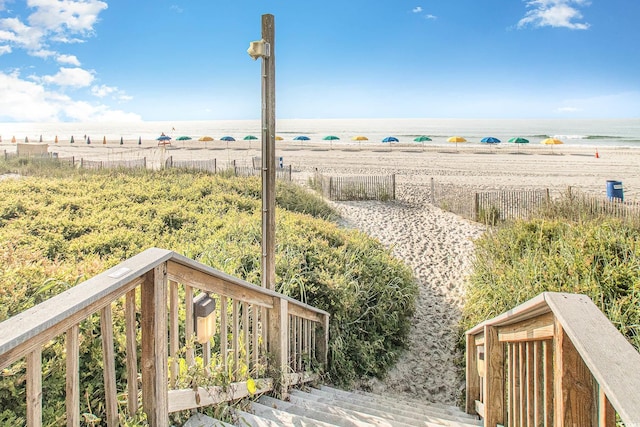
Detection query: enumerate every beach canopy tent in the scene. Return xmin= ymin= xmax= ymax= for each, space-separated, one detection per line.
xmin=414 ymin=136 xmax=432 ymax=142
xmin=293 ymin=135 xmax=310 ymax=141
xmin=199 ymin=136 xmax=214 ymax=141
xmin=243 ymin=135 xmax=258 ymax=140
xmin=480 ymin=137 xmax=501 ymax=144
xmin=176 ymin=136 xmax=192 ymax=141
xmin=382 ymin=136 xmax=399 ymax=143
xmin=220 ymin=136 xmax=235 ymax=141
xmin=541 ymin=137 xmax=564 ymax=145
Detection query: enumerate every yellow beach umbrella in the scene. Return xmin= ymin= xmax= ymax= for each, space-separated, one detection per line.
xmin=275 ymin=136 xmax=284 ymax=141
xmin=198 ymin=136 xmax=214 ymax=141
xmin=447 ymin=136 xmax=467 ymax=143
xmin=351 ymin=135 xmax=368 ymax=141
xmin=541 ymin=137 xmax=564 ymax=145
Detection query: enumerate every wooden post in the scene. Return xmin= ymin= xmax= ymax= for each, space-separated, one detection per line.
xmin=66 ymin=325 xmax=80 ymax=427
xmin=315 ymin=314 xmax=330 ymax=370
xmin=141 ymin=263 xmax=169 ymax=427
xmin=268 ymin=297 xmax=288 ymax=398
xmin=465 ymin=333 xmax=480 ymax=415
xmin=484 ymin=325 xmax=505 ymax=427
xmin=101 ymin=305 xmax=118 ymax=427
xmin=125 ymin=289 xmax=139 ymax=417
xmin=554 ymin=320 xmax=596 ymax=426
xmin=599 ymin=387 xmax=615 ymax=427
xmin=260 ymin=14 xmax=276 ymax=291
xmin=430 ymin=177 xmax=435 ymax=204
xmin=474 ymin=193 xmax=480 ymax=222
xmin=27 ymin=347 xmax=42 ymax=427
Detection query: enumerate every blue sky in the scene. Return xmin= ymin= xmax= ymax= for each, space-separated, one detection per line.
xmin=0 ymin=0 xmax=638 ymax=122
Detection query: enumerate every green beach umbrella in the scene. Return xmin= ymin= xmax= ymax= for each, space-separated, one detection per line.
xmin=508 ymin=137 xmax=529 ymax=144
xmin=70 ymin=135 xmax=74 ymax=144
xmin=323 ymin=135 xmax=340 ymax=148
xmin=86 ymin=136 xmax=91 ymax=144
xmin=120 ymin=137 xmax=124 ymax=145
xmin=414 ymin=136 xmax=432 ymax=142
xmin=138 ymin=136 xmax=142 ymax=145
xmin=243 ymin=135 xmax=258 ymax=140
xmin=176 ymin=136 xmax=192 ymax=141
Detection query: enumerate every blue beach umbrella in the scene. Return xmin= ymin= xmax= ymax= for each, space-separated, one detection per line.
xmin=220 ymin=136 xmax=235 ymax=141
xmin=293 ymin=135 xmax=310 ymax=141
xmin=157 ymin=134 xmax=172 ymax=141
xmin=480 ymin=137 xmax=501 ymax=144
xmin=382 ymin=136 xmax=399 ymax=143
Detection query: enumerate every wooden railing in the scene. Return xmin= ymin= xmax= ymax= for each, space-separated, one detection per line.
xmin=0 ymin=248 xmax=329 ymax=426
xmin=466 ymin=292 xmax=640 ymax=426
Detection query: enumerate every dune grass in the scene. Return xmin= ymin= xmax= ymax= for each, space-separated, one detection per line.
xmin=0 ymin=162 xmax=417 ymax=424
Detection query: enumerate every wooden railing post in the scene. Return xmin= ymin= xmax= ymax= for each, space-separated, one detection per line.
xmin=100 ymin=305 xmax=118 ymax=427
xmin=141 ymin=263 xmax=169 ymax=427
xmin=554 ymin=320 xmax=596 ymax=426
xmin=315 ymin=313 xmax=330 ymax=370
xmin=268 ymin=297 xmax=288 ymax=398
xmin=66 ymin=325 xmax=80 ymax=427
xmin=26 ymin=347 xmax=42 ymax=427
xmin=465 ymin=333 xmax=480 ymax=415
xmin=484 ymin=325 xmax=504 ymax=427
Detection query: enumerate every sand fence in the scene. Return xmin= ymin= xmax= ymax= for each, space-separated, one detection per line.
xmin=314 ymin=171 xmax=396 ymax=201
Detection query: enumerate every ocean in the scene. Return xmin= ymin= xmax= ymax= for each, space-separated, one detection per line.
xmin=1 ymin=118 xmax=640 ymax=148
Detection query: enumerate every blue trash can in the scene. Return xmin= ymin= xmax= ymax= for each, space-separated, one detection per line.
xmin=606 ymin=180 xmax=624 ymax=201
xmin=278 ymin=156 xmax=283 ymax=168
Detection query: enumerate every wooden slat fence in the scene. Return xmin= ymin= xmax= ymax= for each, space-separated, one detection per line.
xmin=0 ymin=248 xmax=329 ymax=426
xmin=165 ymin=157 xmax=218 ymax=173
xmin=430 ymin=178 xmax=550 ymax=224
xmin=315 ymin=171 xmax=396 ymax=201
xmin=560 ymin=186 xmax=640 ymax=224
xmin=235 ymin=165 xmax=292 ymax=181
xmin=79 ymin=157 xmax=147 ymax=170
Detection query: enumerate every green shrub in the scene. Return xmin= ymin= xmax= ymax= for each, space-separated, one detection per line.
xmin=0 ymin=162 xmax=417 ymax=423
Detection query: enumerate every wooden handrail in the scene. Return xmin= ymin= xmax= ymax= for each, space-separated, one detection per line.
xmin=466 ymin=292 xmax=640 ymax=426
xmin=0 ymin=248 xmax=330 ymax=426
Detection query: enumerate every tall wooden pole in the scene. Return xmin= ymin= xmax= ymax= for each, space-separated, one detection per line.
xmin=261 ymin=14 xmax=276 ymax=290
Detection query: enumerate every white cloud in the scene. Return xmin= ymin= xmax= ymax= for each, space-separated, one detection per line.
xmin=0 ymin=71 xmax=142 ymax=122
xmin=91 ymin=84 xmax=131 ymax=101
xmin=425 ymin=14 xmax=437 ymax=20
xmin=412 ymin=6 xmax=423 ymax=13
xmin=0 ymin=45 xmax=11 ymax=54
xmin=170 ymin=5 xmax=184 ymax=13
xmin=518 ymin=0 xmax=590 ymax=30
xmin=57 ymin=53 xmax=80 ymax=65
xmin=27 ymin=0 xmax=108 ymax=34
xmin=42 ymin=67 xmax=94 ymax=87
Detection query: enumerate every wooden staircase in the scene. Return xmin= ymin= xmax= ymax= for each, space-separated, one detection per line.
xmin=186 ymin=385 xmax=482 ymax=426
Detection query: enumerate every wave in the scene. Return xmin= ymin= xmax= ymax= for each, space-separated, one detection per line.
xmin=585 ymin=135 xmax=624 ymax=140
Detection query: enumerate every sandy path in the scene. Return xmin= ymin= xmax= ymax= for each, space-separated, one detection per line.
xmin=332 ymin=184 xmax=485 ymax=404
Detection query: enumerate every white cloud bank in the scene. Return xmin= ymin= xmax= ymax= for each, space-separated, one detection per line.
xmin=0 ymin=0 xmax=140 ymax=122
xmin=0 ymin=71 xmax=140 ymax=122
xmin=518 ymin=0 xmax=590 ymax=30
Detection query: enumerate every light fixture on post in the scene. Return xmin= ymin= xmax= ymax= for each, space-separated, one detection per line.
xmin=193 ymin=293 xmax=216 ymax=344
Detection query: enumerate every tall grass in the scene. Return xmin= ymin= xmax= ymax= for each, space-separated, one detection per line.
xmin=462 ymin=196 xmax=640 ymax=352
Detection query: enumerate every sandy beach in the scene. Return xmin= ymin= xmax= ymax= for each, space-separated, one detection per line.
xmin=3 ymin=140 xmax=639 ymax=404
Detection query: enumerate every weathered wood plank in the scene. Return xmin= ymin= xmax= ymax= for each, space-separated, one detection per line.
xmin=498 ymin=312 xmax=555 ymax=342
xmin=268 ymin=297 xmax=289 ymax=397
xmin=167 ymin=378 xmax=274 ymax=413
xmin=220 ymin=296 xmax=228 ymax=372
xmin=66 ymin=325 xmax=80 ymax=427
xmin=466 ymin=334 xmax=480 ymax=415
xmin=101 ymin=305 xmax=118 ymax=427
xmin=546 ymin=292 xmax=640 ymax=425
xmin=27 ymin=347 xmax=42 ymax=427
xmin=554 ymin=319 xmax=596 ymax=426
xmin=184 ymin=285 xmax=194 ymax=366
xmin=141 ymin=263 xmax=169 ymax=427
xmin=599 ymin=387 xmax=615 ymax=427
xmin=125 ymin=289 xmax=138 ymax=417
xmin=484 ymin=325 xmax=504 ymax=427
xmin=169 ymin=281 xmax=179 ymax=388
xmin=168 ymin=262 xmax=274 ymax=308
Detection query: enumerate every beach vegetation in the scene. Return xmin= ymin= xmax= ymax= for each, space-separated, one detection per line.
xmin=462 ymin=204 xmax=640 ymax=352
xmin=0 ymin=161 xmax=416 ymax=424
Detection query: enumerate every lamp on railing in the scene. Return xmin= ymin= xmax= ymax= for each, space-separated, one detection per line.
xmin=193 ymin=293 xmax=216 ymax=344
